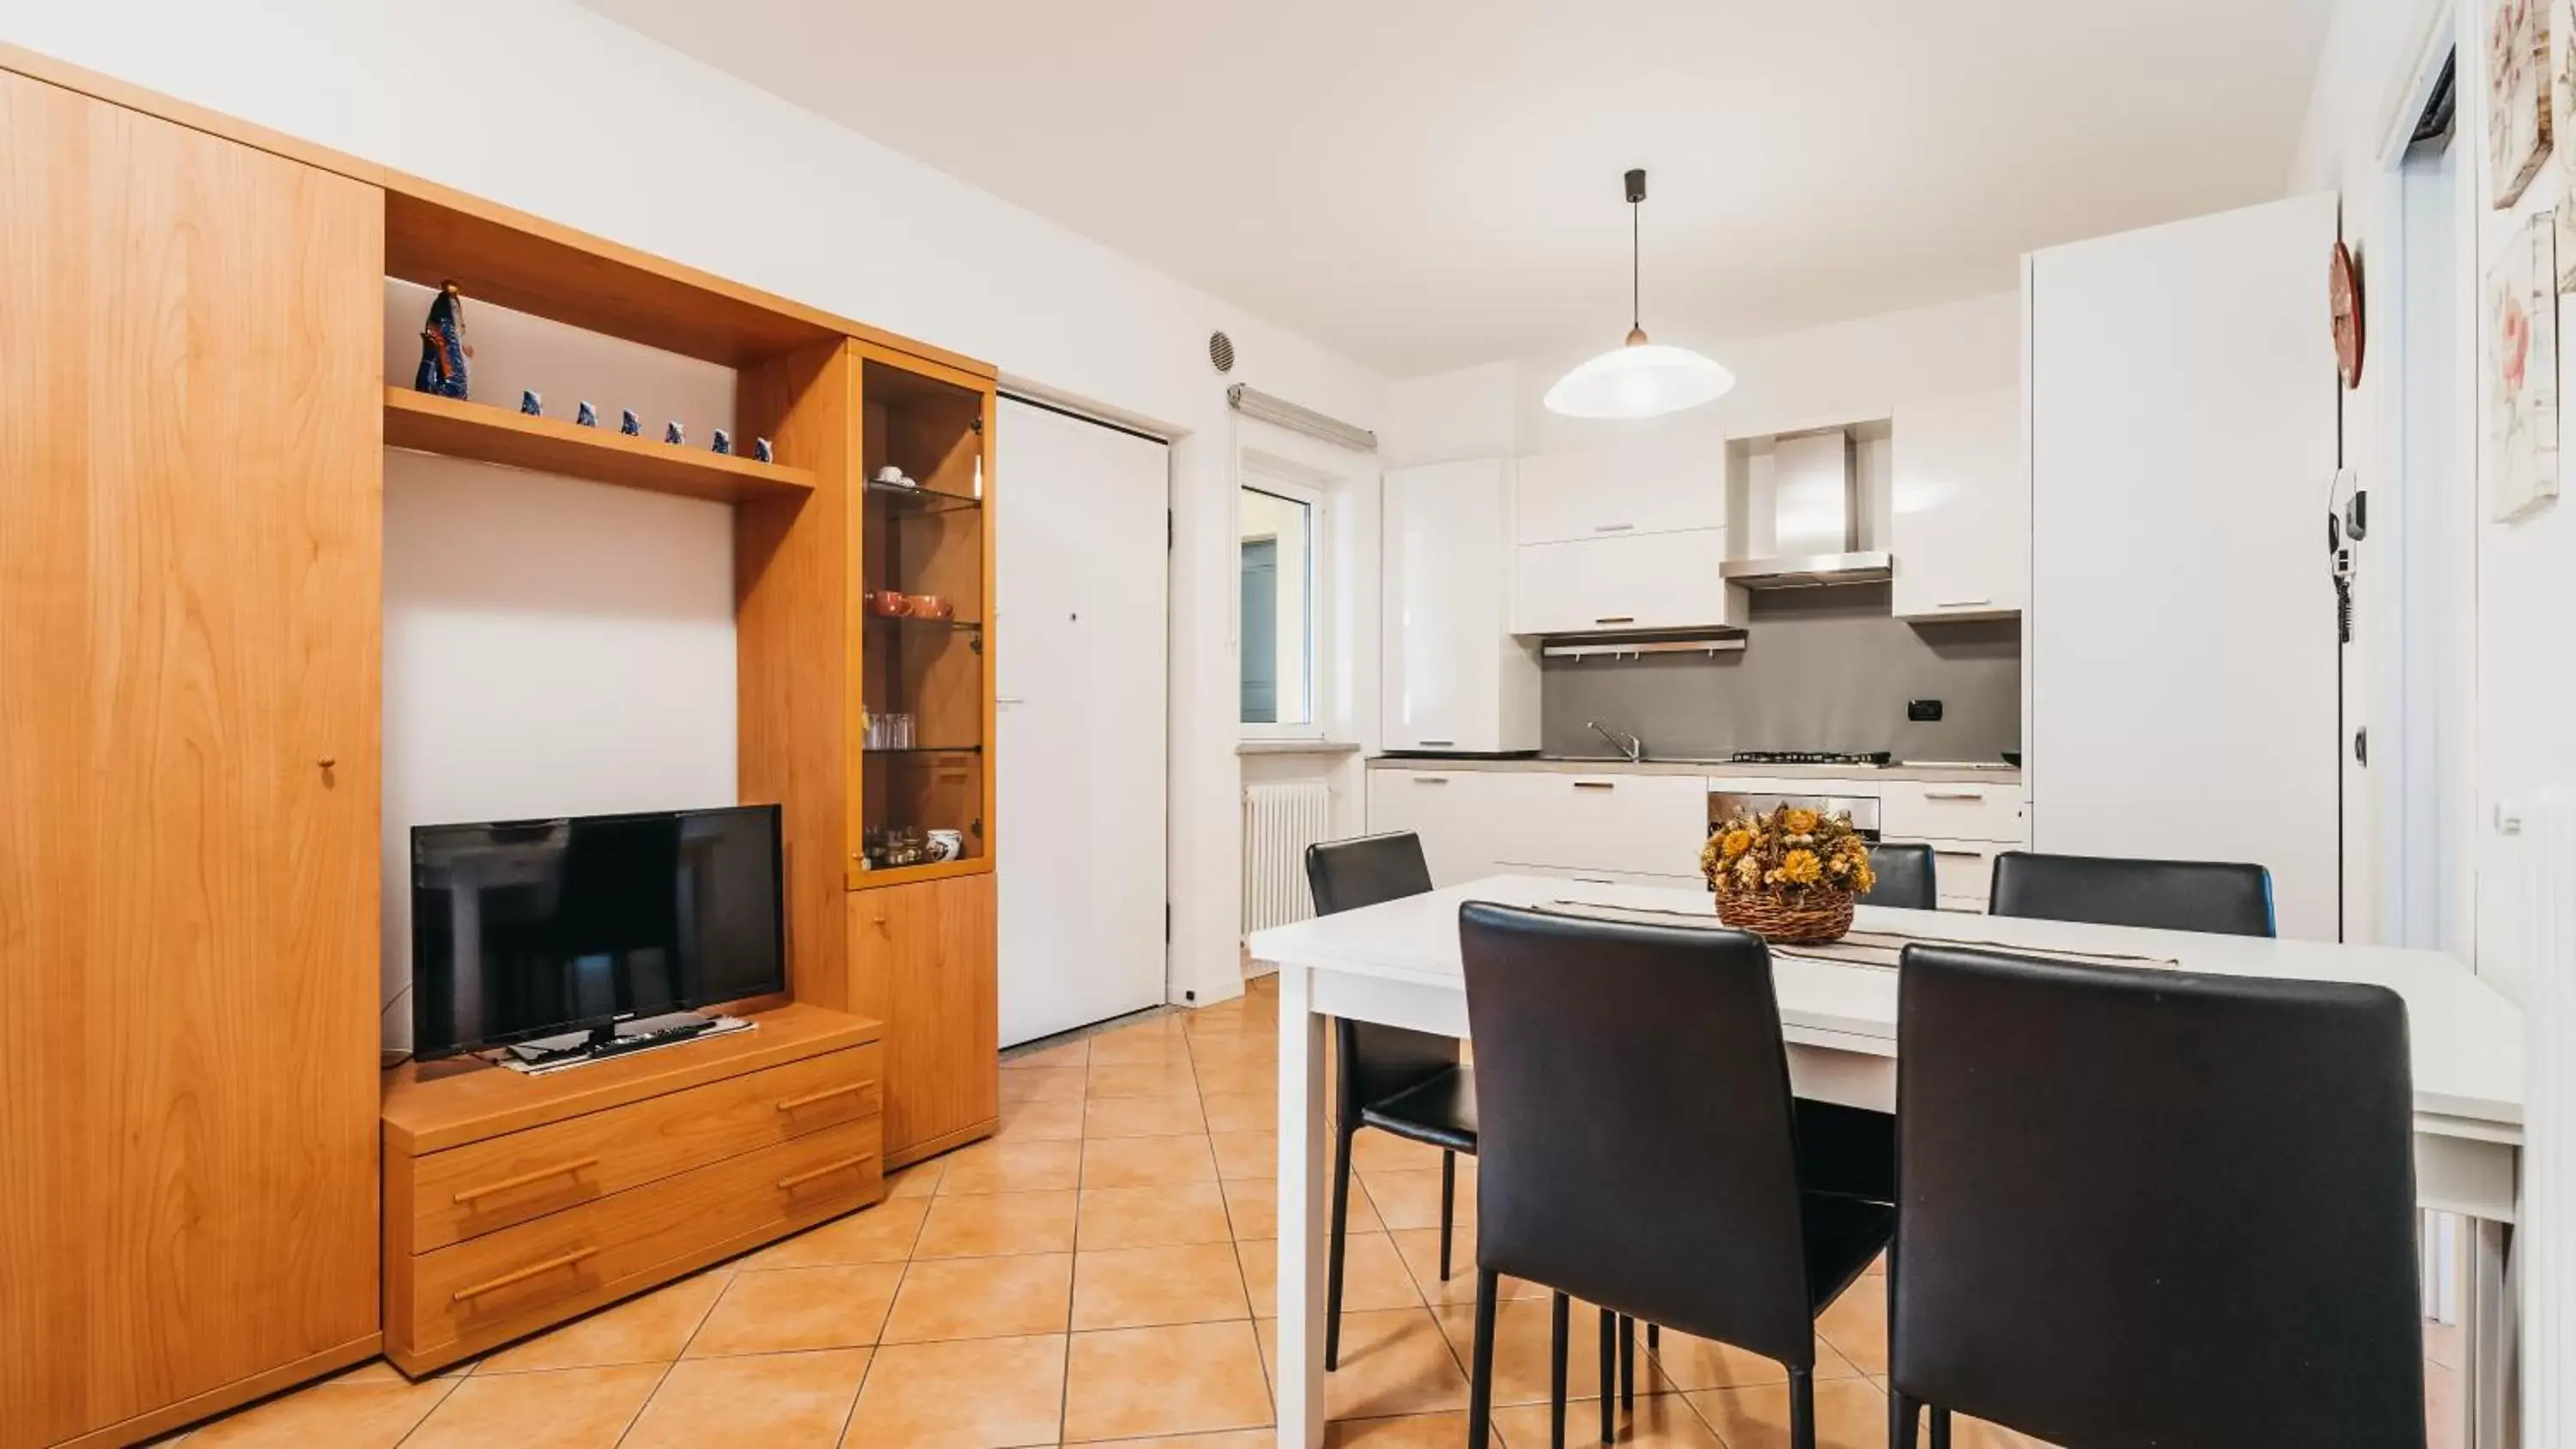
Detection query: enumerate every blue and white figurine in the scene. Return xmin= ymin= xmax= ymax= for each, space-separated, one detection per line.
xmin=665 ymin=421 xmax=685 ymax=446
xmin=519 ymin=389 xmax=542 ymax=417
xmin=620 ymin=409 xmax=642 ymax=437
xmin=711 ymin=429 xmax=732 ymax=455
xmin=751 ymin=437 xmax=773 ymax=464
xmin=575 ymin=400 xmax=598 ymax=427
xmin=411 ymin=282 xmax=471 ymax=399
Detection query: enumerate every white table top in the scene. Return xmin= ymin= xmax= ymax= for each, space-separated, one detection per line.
xmin=1249 ymin=875 xmax=2525 ymax=1137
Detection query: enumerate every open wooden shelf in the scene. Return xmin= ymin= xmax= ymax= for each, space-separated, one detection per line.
xmin=385 ymin=387 xmax=817 ymax=503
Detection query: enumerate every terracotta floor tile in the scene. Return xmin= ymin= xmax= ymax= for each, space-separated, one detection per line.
xmin=401 ymin=1364 xmax=664 ymax=1449
xmin=1083 ymin=1133 xmax=1219 ymax=1188
xmin=1636 ymin=1326 xmax=1795 ymax=1391
xmin=750 ymin=1197 xmax=927 ymax=1268
xmin=887 ymin=1160 xmax=945 ymax=1197
xmin=1951 ymin=1413 xmax=2065 ymax=1449
xmin=1200 ymin=1091 xmax=1277 ymax=1134
xmin=1091 ymin=1061 xmax=1201 ymax=1098
xmin=1064 ymin=1320 xmax=1274 ymax=1441
xmin=1351 ymin=1131 xmax=1445 ymax=1173
xmin=1089 ymin=1028 xmax=1196 ymax=1067
xmin=2427 ymin=1361 xmax=2464 ymax=1449
xmin=1194 ymin=1062 xmax=1280 ymax=1098
xmin=1098 ymin=1434 xmax=1274 ymax=1449
xmin=999 ymin=1066 xmax=1090 ymax=1103
xmin=1222 ymin=1176 xmax=1279 ymax=1240
xmin=1360 ymin=1165 xmax=1474 ymax=1231
xmin=1433 ymin=1297 xmax=1660 ymax=1406
xmin=1494 ymin=1392 xmax=1724 ymax=1448
xmin=883 ymin=1252 xmax=1074 ymax=1342
xmin=1210 ymin=1131 xmax=1279 ymax=1180
xmin=185 ymin=1379 xmax=458 ymax=1448
xmin=1003 ymin=1039 xmax=1090 ymax=1070
xmin=1323 ymin=1412 xmax=1479 ymax=1447
xmin=935 ymin=1137 xmax=1084 ymax=1195
xmin=683 ymin=1263 xmax=902 ymax=1357
xmin=1813 ymin=1279 xmax=1886 ymax=1374
xmin=1238 ymin=1239 xmax=1282 ymax=1317
xmin=843 ymin=1334 xmax=1067 ymax=1449
xmin=2425 ymin=1316 xmax=2464 ymax=1372
xmin=1078 ymin=1182 xmax=1235 ymax=1248
xmin=619 ymin=1348 xmax=868 ymax=1449
xmin=1260 ymin=1307 xmax=1470 ymax=1421
xmin=994 ymin=1096 xmax=1088 ymax=1142
xmin=1388 ymin=1226 xmax=1535 ymax=1307
xmin=326 ymin=1356 xmax=465 ymax=1386
xmin=1242 ymin=1230 xmax=1423 ymax=1318
xmin=477 ymin=1269 xmax=726 ymax=1373
xmin=1072 ymin=1242 xmax=1254 ymax=1329
xmin=1185 ymin=1034 xmax=1274 ymax=1070
xmin=914 ymin=1188 xmax=1079 ymax=1258
xmin=1687 ymin=1377 xmax=1888 ymax=1449
xmin=1084 ymin=1094 xmax=1210 ymax=1138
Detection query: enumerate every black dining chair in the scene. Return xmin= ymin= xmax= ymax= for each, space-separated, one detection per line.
xmin=1888 ymin=943 xmax=2424 ymax=1449
xmin=1988 ymin=849 xmax=2276 ymax=937
xmin=1303 ymin=832 xmax=1477 ymax=1373
xmin=1858 ymin=840 xmax=1937 ymax=912
xmin=1458 ymin=902 xmax=1892 ymax=1449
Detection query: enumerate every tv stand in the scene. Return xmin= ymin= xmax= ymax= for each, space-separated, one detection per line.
xmin=498 ymin=1010 xmax=741 ymax=1072
xmin=380 ymin=1003 xmax=884 ymax=1376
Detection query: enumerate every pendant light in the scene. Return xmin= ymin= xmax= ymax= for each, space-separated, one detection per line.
xmin=1544 ymin=168 xmax=1735 ymax=420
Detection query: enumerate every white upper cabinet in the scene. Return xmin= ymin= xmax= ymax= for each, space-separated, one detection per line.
xmin=1890 ymin=388 xmax=2026 ymax=620
xmin=1515 ymin=439 xmax=1726 ymax=544
xmin=1382 ymin=459 xmax=1540 ymax=754
xmin=1512 ymin=529 xmax=1743 ymax=635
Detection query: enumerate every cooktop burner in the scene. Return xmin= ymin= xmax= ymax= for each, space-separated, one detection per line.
xmin=1727 ymin=750 xmax=1895 ymax=767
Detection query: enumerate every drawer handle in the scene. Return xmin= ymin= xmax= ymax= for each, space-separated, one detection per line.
xmin=1594 ymin=615 xmax=1636 ymax=625
xmin=1571 ymin=781 xmax=1616 ymax=791
xmin=450 ymin=1246 xmax=599 ymax=1303
xmin=1413 ymin=775 xmax=1450 ymax=784
xmin=1936 ymin=597 xmax=1992 ymax=609
xmin=1922 ymin=789 xmax=1987 ymax=801
xmin=451 ymin=1156 xmax=600 ymax=1206
xmin=1933 ymin=849 xmax=1985 ymax=860
xmin=1593 ymin=523 xmax=1636 ymax=533
xmin=776 ymin=1081 xmax=873 ymax=1114
xmin=1419 ymin=738 xmax=1455 ymax=747
xmin=778 ymin=1154 xmax=877 ymax=1192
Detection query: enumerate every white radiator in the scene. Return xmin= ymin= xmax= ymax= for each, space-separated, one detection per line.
xmin=1243 ymin=780 xmax=1334 ymax=935
xmin=2517 ymin=786 xmax=2575 ymax=1446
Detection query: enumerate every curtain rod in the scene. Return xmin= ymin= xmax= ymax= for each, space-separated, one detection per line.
xmin=1227 ymin=384 xmax=1378 ymax=452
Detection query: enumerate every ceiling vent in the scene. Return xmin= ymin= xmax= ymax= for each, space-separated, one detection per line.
xmin=1208 ymin=330 xmax=1236 ymax=374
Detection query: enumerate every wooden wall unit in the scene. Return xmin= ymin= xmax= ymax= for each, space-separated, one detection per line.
xmin=0 ymin=69 xmax=385 ymax=1449
xmin=850 ymin=875 xmax=1003 ymax=1164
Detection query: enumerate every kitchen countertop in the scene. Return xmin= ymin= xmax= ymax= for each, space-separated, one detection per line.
xmin=1367 ymin=755 xmax=2023 ymax=786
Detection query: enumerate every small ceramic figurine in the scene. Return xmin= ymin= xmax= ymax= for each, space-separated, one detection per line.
xmin=412 ymin=282 xmax=471 ymax=399
xmin=620 ymin=409 xmax=642 ymax=437
xmin=665 ymin=421 xmax=685 ymax=446
xmin=752 ymin=438 xmax=774 ymax=464
xmin=711 ymin=429 xmax=732 ymax=455
xmin=575 ymin=401 xmax=598 ymax=427
xmin=519 ymin=389 xmax=542 ymax=417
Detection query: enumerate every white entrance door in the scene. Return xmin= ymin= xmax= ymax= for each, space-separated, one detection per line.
xmin=995 ymin=397 xmax=1170 ymax=1046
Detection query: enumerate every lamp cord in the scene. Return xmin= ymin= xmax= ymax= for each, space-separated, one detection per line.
xmin=1631 ymin=201 xmax=1642 ymax=334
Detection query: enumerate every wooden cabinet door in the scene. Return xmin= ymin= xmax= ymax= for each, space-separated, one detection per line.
xmin=0 ymin=72 xmax=383 ymax=1447
xmin=848 ymin=875 xmax=998 ymax=1161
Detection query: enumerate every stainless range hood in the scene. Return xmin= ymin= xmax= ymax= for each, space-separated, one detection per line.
xmin=1721 ymin=428 xmax=1893 ymax=588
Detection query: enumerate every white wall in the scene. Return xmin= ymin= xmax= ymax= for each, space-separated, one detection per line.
xmin=1 ymin=0 xmax=1395 ymax=1009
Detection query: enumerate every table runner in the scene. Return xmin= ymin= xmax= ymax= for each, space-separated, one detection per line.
xmin=1536 ymin=900 xmax=2179 ymax=972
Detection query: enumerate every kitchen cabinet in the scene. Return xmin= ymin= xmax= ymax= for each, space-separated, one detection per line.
xmin=1891 ymin=388 xmax=2026 ymax=620
xmin=1382 ymin=459 xmax=1540 ymax=753
xmin=1365 ymin=767 xmax=1509 ymax=887
xmin=1512 ymin=529 xmax=1745 ymax=635
xmin=1487 ymin=771 xmax=1711 ymax=879
xmin=1515 ymin=439 xmax=1725 ymax=544
xmin=1880 ymin=779 xmax=2026 ymax=843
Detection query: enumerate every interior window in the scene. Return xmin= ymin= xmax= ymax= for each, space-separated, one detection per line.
xmin=1239 ymin=484 xmax=1315 ymax=727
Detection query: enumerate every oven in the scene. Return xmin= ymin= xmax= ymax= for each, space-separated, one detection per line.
xmin=1707 ymin=790 xmax=1883 ymax=842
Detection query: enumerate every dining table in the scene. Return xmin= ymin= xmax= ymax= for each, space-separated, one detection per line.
xmin=1249 ymin=875 xmax=2526 ymax=1449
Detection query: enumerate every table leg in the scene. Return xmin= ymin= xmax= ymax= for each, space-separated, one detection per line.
xmin=1278 ymin=963 xmax=1329 ymax=1449
xmin=2464 ymin=1216 xmax=2518 ymax=1449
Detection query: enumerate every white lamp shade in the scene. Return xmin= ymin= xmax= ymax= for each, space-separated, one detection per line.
xmin=1543 ymin=343 xmax=1736 ymax=420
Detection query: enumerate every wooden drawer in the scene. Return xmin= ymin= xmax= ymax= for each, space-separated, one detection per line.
xmin=1881 ymin=780 xmax=2026 ymax=845
xmin=404 ymin=1043 xmax=882 ymax=1252
xmin=394 ymin=1116 xmax=882 ymax=1368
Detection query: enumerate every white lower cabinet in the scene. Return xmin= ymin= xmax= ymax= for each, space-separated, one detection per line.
xmin=1890 ymin=837 xmax=2005 ymax=912
xmin=1486 ymin=772 xmax=1710 ymax=880
xmin=1880 ymin=779 xmax=2026 ymax=845
xmin=1365 ymin=768 xmax=1506 ymax=888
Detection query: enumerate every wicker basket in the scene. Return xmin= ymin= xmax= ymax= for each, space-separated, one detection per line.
xmin=1713 ymin=887 xmax=1856 ymax=945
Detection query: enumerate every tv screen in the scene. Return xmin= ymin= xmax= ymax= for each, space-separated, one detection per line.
xmin=410 ymin=803 xmax=786 ymax=1060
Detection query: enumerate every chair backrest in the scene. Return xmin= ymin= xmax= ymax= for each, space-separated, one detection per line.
xmin=1304 ymin=833 xmax=1455 ymax=1119
xmin=1988 ymin=850 xmax=2275 ymax=937
xmin=1890 ymin=944 xmax=2422 ymax=1447
xmin=1858 ymin=840 xmax=1936 ymax=912
xmin=1459 ymin=902 xmax=1818 ymax=1367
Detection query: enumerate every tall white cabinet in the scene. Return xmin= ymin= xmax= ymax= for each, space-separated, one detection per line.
xmin=2026 ymin=193 xmax=2342 ymax=940
xmin=1892 ymin=388 xmax=2026 ymax=620
xmin=1382 ymin=458 xmax=1540 ymax=753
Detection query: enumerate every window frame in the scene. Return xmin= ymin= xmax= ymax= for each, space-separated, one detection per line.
xmin=1236 ymin=458 xmax=1336 ymax=742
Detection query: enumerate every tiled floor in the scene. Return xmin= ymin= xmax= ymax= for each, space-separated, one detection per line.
xmin=159 ymin=973 xmax=2467 ymax=1448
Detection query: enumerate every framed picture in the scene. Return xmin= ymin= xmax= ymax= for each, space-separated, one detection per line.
xmin=2484 ymin=213 xmax=2561 ymax=522
xmin=2558 ymin=0 xmax=2576 ymax=286
xmin=2492 ymin=0 xmax=2554 ymax=208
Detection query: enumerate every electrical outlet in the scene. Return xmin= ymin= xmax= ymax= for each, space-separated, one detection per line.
xmin=1908 ymin=699 xmax=1944 ymax=723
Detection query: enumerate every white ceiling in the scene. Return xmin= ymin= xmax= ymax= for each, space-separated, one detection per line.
xmin=575 ymin=0 xmax=2336 ymax=378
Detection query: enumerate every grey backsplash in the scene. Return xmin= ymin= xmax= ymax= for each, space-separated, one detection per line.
xmin=1540 ymin=585 xmax=2022 ymax=762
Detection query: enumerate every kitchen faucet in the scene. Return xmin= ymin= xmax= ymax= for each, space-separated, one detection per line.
xmin=1588 ymin=721 xmax=1644 ymax=764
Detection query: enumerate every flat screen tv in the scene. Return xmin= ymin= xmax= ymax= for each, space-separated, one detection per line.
xmin=410 ymin=803 xmax=786 ymax=1061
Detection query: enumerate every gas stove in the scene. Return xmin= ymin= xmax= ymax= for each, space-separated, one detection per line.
xmin=1725 ymin=749 xmax=1894 ymax=768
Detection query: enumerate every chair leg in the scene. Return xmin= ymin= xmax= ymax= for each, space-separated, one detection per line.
xmin=1439 ymin=1149 xmax=1457 ymax=1282
xmin=1787 ymin=1367 xmax=1815 ymax=1449
xmin=1889 ymin=1389 xmax=1921 ymax=1449
xmin=1645 ymin=1321 xmax=1658 ymax=1354
xmin=1467 ymin=1270 xmax=1500 ymax=1449
xmin=1548 ymin=1291 xmax=1570 ymax=1449
xmin=1618 ymin=1314 xmax=1633 ymax=1410
xmin=1326 ymin=1125 xmax=1354 ymax=1372
xmin=1929 ymin=1406 xmax=1953 ymax=1449
xmin=1597 ymin=1309 xmax=1614 ymax=1443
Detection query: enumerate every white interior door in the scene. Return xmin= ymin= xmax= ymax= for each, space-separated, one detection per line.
xmin=996 ymin=398 xmax=1170 ymax=1046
